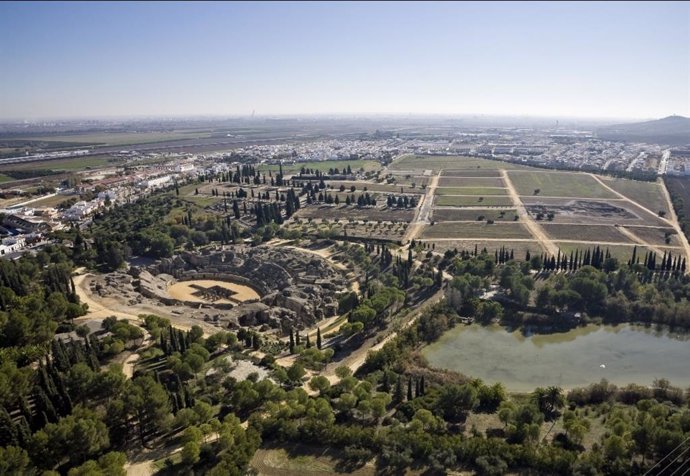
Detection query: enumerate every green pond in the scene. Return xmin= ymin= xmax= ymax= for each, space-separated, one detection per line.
xmin=421 ymin=323 xmax=690 ymax=392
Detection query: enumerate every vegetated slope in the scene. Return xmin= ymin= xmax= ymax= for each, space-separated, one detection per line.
xmin=596 ymin=115 xmax=690 ymax=146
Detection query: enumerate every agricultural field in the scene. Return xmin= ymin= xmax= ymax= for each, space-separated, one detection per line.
xmin=13 ymin=129 xmax=213 ymax=146
xmin=541 ymin=224 xmax=635 ymax=244
xmin=602 ymin=177 xmax=671 ymax=216
xmin=441 ymin=169 xmax=503 ymax=177
xmin=438 ymin=176 xmax=506 ymax=187
xmin=259 ymin=159 xmax=381 ymax=175
xmin=0 ymin=174 xmax=14 ymax=183
xmin=434 ymin=195 xmax=514 ymax=207
xmin=0 ymin=154 xmax=116 ymax=172
xmin=390 ymin=155 xmax=530 ymax=173
xmin=507 ymin=171 xmax=617 ymax=199
xmin=623 ymin=226 xmax=681 ymax=247
xmin=421 ymin=222 xmax=532 ymax=239
xmin=431 ymin=208 xmax=519 ymax=222
xmin=523 ymin=199 xmax=667 ymax=226
xmin=435 ymin=187 xmax=508 ymax=196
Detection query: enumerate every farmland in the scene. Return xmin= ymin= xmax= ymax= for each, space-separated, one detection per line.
xmin=435 ymin=187 xmax=508 ymax=196
xmin=437 ymin=176 xmax=506 ymax=187
xmin=506 ymin=170 xmax=618 ymax=199
xmin=421 ymin=222 xmax=532 ymax=239
xmin=603 ymin=177 xmax=670 ymax=216
xmin=434 ymin=195 xmax=514 ymax=207
xmin=431 ymin=208 xmax=519 ymax=222
xmin=380 ymin=154 xmax=690 ymax=262
xmin=390 ymin=155 xmax=530 ymax=172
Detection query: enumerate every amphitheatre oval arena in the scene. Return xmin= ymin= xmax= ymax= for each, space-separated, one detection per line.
xmin=129 ymin=246 xmax=348 ymax=333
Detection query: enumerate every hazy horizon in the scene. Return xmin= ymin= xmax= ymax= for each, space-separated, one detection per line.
xmin=1 ymin=1 xmax=688 ymax=121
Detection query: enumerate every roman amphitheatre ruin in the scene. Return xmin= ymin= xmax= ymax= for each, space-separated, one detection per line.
xmin=81 ymin=245 xmax=349 ymax=335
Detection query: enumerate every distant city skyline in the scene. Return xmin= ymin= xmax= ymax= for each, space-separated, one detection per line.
xmin=0 ymin=1 xmax=688 ymax=121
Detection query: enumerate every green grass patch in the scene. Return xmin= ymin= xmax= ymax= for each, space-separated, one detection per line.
xmin=0 ymin=174 xmax=14 ymax=183
xmin=603 ymin=178 xmax=670 ymax=215
xmin=507 ymin=171 xmax=617 ymax=199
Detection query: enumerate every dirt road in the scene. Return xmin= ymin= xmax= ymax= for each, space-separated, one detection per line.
xmin=502 ymin=170 xmax=559 ymax=256
xmin=403 ymin=170 xmax=441 ymax=244
xmin=590 ymin=174 xmax=690 ymax=271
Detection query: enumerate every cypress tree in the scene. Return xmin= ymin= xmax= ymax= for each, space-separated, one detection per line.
xmin=407 ymin=378 xmax=413 ymax=401
xmin=393 ymin=376 xmax=404 ymax=404
xmin=317 ymin=328 xmax=322 ymax=350
xmin=289 ymin=328 xmax=295 ymax=354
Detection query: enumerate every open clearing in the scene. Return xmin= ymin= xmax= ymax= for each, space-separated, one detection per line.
xmin=167 ymin=280 xmax=260 ymax=303
xmin=421 ymin=222 xmax=532 ymax=239
xmin=435 ymin=186 xmax=508 ymax=196
xmin=602 ymin=178 xmax=670 ymax=216
xmin=434 ymin=195 xmax=514 ymax=207
xmin=437 ymin=176 xmax=506 ymax=187
xmin=390 ymin=155 xmax=530 ymax=172
xmin=432 ymin=208 xmax=519 ymax=222
xmin=507 ymin=171 xmax=618 ymax=199
xmin=251 ymin=444 xmax=377 ymax=476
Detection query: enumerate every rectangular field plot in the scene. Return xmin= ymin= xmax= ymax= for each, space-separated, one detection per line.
xmin=435 ymin=195 xmax=514 ymax=207
xmin=522 ymin=198 xmax=667 ymax=226
xmin=623 ymin=226 xmax=681 ymax=246
xmin=390 ymin=155 xmax=530 ymax=173
xmin=425 ymin=239 xmax=542 ymax=258
xmin=438 ymin=177 xmax=505 ymax=187
xmin=507 ymin=171 xmax=617 ymax=199
xmin=602 ymin=178 xmax=670 ymax=216
xmin=421 ymin=222 xmax=532 ymax=239
xmin=432 ymin=208 xmax=519 ymax=222
xmin=442 ymin=169 xmax=503 ymax=178
xmin=541 ymin=224 xmax=634 ymax=243
xmin=294 ymin=205 xmax=415 ymax=222
xmin=435 ymin=187 xmax=508 ymax=196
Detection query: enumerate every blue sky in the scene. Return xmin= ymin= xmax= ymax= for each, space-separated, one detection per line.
xmin=0 ymin=1 xmax=688 ymax=120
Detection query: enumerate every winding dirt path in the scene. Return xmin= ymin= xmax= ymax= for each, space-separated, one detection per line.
xmin=502 ymin=170 xmax=559 ymax=256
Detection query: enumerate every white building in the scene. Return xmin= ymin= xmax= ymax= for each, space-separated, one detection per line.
xmin=138 ymin=175 xmax=172 ymax=190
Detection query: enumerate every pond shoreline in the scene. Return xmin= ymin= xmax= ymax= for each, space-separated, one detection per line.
xmin=420 ymin=322 xmax=690 ymax=393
